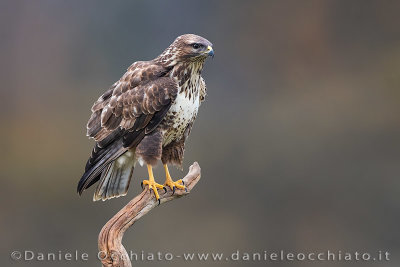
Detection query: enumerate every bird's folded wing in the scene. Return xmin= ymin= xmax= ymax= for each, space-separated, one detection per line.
xmin=87 ymin=62 xmax=176 ymax=143
xmin=78 ymin=63 xmax=177 ymax=195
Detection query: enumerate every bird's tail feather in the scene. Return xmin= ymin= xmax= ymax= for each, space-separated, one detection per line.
xmin=77 ymin=139 xmax=126 ymax=195
xmin=93 ymin=149 xmax=136 ymax=201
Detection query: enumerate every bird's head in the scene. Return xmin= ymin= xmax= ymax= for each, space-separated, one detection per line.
xmin=159 ymin=34 xmax=214 ymax=64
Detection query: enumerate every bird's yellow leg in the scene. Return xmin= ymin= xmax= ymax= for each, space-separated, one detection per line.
xmin=142 ymin=164 xmax=164 ymax=202
xmin=163 ymin=164 xmax=185 ymax=193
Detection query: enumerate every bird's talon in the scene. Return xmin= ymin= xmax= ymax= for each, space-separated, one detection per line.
xmin=163 ymin=165 xmax=186 ymax=193
xmin=164 ymin=179 xmax=186 ymax=193
xmin=142 ymin=178 xmax=163 ymax=203
xmin=163 ymin=186 xmax=167 ymax=193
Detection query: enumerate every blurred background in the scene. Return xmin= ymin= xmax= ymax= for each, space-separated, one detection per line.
xmin=1 ymin=1 xmax=399 ymax=266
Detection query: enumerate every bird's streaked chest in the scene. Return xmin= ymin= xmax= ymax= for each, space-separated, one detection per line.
xmin=162 ymin=68 xmax=202 ymax=145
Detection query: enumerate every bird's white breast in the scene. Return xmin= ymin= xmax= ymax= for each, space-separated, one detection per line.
xmin=163 ymin=77 xmax=201 ymax=145
xmin=171 ymin=90 xmax=200 ymax=126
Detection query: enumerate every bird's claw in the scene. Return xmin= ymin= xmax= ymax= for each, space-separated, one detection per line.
xmin=142 ymin=179 xmax=164 ymax=204
xmin=164 ymin=179 xmax=185 ymax=194
xmin=180 ymin=180 xmax=188 ymax=192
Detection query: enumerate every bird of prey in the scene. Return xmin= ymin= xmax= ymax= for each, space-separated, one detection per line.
xmin=77 ymin=34 xmax=214 ymax=203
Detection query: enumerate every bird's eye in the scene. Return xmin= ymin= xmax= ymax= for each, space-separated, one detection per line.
xmin=192 ymin=43 xmax=200 ymax=49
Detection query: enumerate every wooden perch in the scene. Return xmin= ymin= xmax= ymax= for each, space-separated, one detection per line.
xmin=98 ymin=162 xmax=201 ymax=267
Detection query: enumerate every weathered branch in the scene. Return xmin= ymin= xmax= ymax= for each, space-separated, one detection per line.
xmin=98 ymin=162 xmax=201 ymax=267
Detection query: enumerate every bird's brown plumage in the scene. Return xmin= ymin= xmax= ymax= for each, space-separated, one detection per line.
xmin=78 ymin=34 xmax=213 ymax=201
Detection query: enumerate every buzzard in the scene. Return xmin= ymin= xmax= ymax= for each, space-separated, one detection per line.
xmin=77 ymin=34 xmax=214 ymax=203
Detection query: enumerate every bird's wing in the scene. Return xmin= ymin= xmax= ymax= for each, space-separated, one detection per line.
xmin=87 ymin=61 xmax=174 ymax=143
xmin=77 ymin=62 xmax=177 ymax=194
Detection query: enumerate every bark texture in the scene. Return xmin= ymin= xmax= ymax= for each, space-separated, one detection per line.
xmin=98 ymin=162 xmax=201 ymax=267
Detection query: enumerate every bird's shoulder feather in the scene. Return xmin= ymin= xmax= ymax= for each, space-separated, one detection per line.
xmin=86 ymin=61 xmax=176 ymax=143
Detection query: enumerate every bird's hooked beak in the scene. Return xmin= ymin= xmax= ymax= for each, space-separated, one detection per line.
xmin=205 ymin=45 xmax=214 ymax=58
